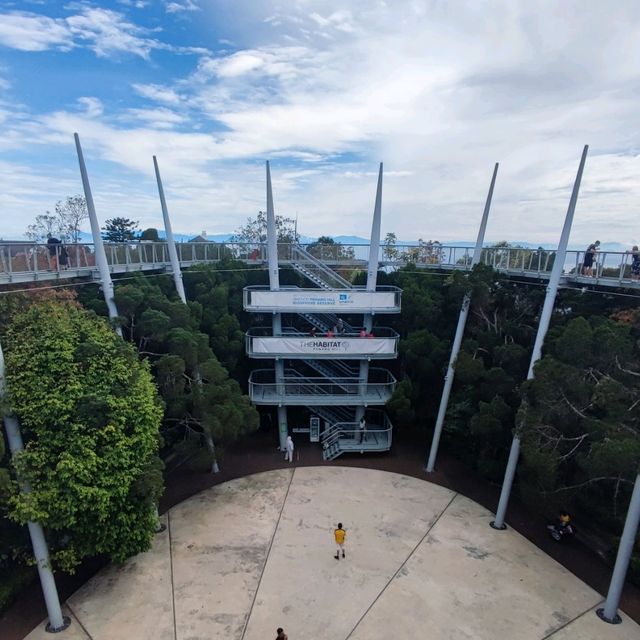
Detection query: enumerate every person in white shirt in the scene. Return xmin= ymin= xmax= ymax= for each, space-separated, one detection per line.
xmin=284 ymin=435 xmax=294 ymax=462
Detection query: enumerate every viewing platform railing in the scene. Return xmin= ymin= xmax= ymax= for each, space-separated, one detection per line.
xmin=1 ymin=241 xmax=638 ymax=289
xmin=248 ymin=368 xmax=396 ymax=405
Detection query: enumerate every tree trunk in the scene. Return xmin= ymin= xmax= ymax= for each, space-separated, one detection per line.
xmin=204 ymin=432 xmax=220 ymax=473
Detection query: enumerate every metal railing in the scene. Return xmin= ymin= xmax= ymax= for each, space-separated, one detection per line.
xmin=248 ymin=368 xmax=396 ymax=402
xmin=2 ymin=241 xmax=638 ymax=288
xmin=298 ymin=312 xmax=357 ymax=333
xmin=321 ymin=411 xmax=393 ymax=450
xmin=312 ymin=406 xmax=354 ymax=426
xmin=289 ymin=244 xmax=352 ymax=289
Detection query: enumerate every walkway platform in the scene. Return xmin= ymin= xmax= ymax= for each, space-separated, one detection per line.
xmin=25 ymin=467 xmax=639 ymax=640
xmin=3 ymin=242 xmax=639 ymax=292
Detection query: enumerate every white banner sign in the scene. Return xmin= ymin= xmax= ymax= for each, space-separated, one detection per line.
xmin=250 ymin=290 xmax=397 ymax=310
xmin=253 ymin=337 xmax=396 ymax=356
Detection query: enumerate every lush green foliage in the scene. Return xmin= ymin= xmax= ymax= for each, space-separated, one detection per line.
xmin=4 ymin=300 xmax=164 ymax=572
xmin=519 ymin=316 xmax=640 ymax=525
xmin=140 ymin=228 xmax=160 ymax=242
xmin=102 ymin=217 xmax=140 ymax=242
xmin=107 ymin=268 xmax=259 ymax=469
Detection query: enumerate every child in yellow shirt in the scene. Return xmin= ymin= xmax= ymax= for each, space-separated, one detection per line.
xmin=334 ymin=523 xmax=346 ymax=560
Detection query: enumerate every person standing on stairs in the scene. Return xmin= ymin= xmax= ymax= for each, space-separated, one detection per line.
xmin=358 ymin=416 xmax=367 ymax=444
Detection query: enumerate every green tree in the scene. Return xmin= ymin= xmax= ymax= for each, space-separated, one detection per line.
xmin=231 ymin=211 xmax=298 ymax=244
xmin=4 ymin=300 xmax=164 ymax=572
xmin=101 ymin=271 xmax=259 ymax=467
xmin=518 ymin=316 xmax=640 ymax=576
xmin=305 ymin=236 xmax=355 ymax=260
xmin=102 ymin=217 xmax=140 ymax=242
xmin=383 ymin=232 xmax=398 ymax=260
xmin=140 ymin=228 xmax=161 ymax=242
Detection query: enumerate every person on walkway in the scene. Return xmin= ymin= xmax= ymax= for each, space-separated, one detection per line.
xmin=59 ymin=245 xmax=69 ymax=270
xmin=336 ymin=318 xmax=345 ymax=333
xmin=276 ymin=627 xmax=288 ymax=640
xmin=46 ymin=233 xmax=61 ymax=270
xmin=284 ymin=435 xmax=294 ymax=462
xmin=582 ymin=240 xmax=600 ymax=276
xmin=630 ymin=246 xmax=639 ymax=281
xmin=334 ymin=523 xmax=346 ymax=559
xmin=358 ymin=416 xmax=366 ymax=443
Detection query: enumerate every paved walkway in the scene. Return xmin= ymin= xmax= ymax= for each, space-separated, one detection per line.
xmin=25 ymin=468 xmax=640 ymax=640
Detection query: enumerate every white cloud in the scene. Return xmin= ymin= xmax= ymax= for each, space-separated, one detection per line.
xmin=132 ymin=83 xmax=182 ymax=105
xmin=77 ymin=97 xmax=103 ymax=118
xmin=0 ymin=7 xmax=207 ymax=59
xmin=1 ymin=1 xmax=640 ymax=247
xmin=117 ymin=0 xmax=149 ymax=8
xmin=125 ymin=107 xmax=186 ymax=129
xmin=66 ymin=7 xmax=159 ymax=59
xmin=165 ymin=0 xmax=200 ymax=14
xmin=0 ymin=12 xmax=72 ymax=52
xmin=216 ymin=52 xmax=265 ymax=77
xmin=118 ymin=1 xmax=150 ymax=8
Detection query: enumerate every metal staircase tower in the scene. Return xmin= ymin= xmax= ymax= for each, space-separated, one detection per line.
xmin=245 ymin=163 xmax=402 ymax=460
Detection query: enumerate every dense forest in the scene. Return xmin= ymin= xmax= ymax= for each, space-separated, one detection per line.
xmin=0 ymin=237 xmax=639 ymax=611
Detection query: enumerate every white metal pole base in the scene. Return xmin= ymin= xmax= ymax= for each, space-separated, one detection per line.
xmin=45 ymin=616 xmax=72 ymax=634
xmin=596 ymin=608 xmax=622 ymax=625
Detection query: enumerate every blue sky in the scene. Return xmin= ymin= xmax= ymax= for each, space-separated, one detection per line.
xmin=0 ymin=1 xmax=639 ymax=245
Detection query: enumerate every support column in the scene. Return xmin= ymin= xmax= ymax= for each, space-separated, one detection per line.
xmin=74 ymin=133 xmax=122 ymax=337
xmin=265 ymin=162 xmax=288 ymax=451
xmin=597 ymin=473 xmax=640 ymax=624
xmin=491 ymin=145 xmax=588 ymax=530
xmin=426 ymin=163 xmax=499 ymax=472
xmin=153 ymin=156 xmax=186 ymax=304
xmin=0 ymin=344 xmax=70 ymax=633
xmin=358 ymin=164 xmax=384 ymax=419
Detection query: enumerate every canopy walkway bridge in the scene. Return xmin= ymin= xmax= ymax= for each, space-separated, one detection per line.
xmin=1 ymin=240 xmax=638 ymax=292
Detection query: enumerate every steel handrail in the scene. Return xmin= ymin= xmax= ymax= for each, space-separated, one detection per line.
xmin=290 ymin=244 xmax=352 ymax=289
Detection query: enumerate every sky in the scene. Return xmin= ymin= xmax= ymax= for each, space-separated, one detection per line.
xmin=0 ymin=0 xmax=638 ymax=245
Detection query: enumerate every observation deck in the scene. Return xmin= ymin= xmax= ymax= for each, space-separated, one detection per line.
xmin=248 ymin=368 xmax=396 ymax=406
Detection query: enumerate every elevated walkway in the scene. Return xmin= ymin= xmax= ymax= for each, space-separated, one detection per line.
xmin=2 ymin=241 xmax=638 ymax=292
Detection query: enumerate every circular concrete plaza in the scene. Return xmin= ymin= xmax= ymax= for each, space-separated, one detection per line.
xmin=25 ymin=467 xmax=639 ymax=640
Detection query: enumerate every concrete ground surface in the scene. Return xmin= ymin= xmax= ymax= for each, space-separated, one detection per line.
xmin=25 ymin=467 xmax=640 ymax=640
